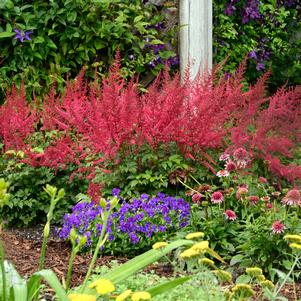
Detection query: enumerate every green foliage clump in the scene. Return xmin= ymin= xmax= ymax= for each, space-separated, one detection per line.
xmin=0 ymin=152 xmax=88 ymax=226
xmin=0 ymin=0 xmax=177 ymax=99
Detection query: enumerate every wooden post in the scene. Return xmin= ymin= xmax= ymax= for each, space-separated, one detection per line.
xmin=179 ymin=0 xmax=213 ymax=80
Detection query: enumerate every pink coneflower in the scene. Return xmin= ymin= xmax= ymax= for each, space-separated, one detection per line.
xmin=224 ymin=209 xmax=237 ymax=221
xmin=281 ymin=189 xmax=301 ymax=206
xmin=233 ymin=147 xmax=249 ymax=168
xmin=261 ymin=196 xmax=270 ymax=203
xmin=258 ymin=176 xmax=268 ymax=184
xmin=271 ymin=221 xmax=285 ymax=234
xmin=192 ymin=193 xmax=204 ymax=203
xmin=219 ymin=153 xmax=230 ymax=161
xmin=271 ymin=191 xmax=281 ymax=198
xmin=247 ymin=195 xmax=259 ymax=205
xmin=266 ymin=203 xmax=273 ymax=209
xmin=236 ymin=187 xmax=248 ymax=199
xmin=216 ymin=170 xmax=230 ymax=177
xmin=225 ymin=161 xmax=236 ymax=172
xmin=211 ymin=191 xmax=224 ymax=204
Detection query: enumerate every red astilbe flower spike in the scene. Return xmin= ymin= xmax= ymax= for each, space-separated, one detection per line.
xmin=3 ymin=57 xmax=301 ymax=187
xmin=0 ymin=84 xmax=36 ymax=150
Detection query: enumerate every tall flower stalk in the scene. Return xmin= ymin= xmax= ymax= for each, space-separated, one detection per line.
xmin=35 ymin=185 xmax=65 ymax=301
xmin=81 ymin=197 xmax=118 ymax=292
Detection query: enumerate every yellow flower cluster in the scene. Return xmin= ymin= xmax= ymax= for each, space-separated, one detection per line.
xmin=116 ymin=290 xmax=132 ymax=301
xmin=246 ymin=267 xmax=263 ymax=277
xmin=180 ymin=241 xmax=209 ymax=258
xmin=179 ymin=248 xmax=199 ymax=258
xmin=131 ymin=291 xmax=151 ymax=301
xmin=284 ymin=234 xmax=301 ymax=244
xmin=89 ymin=278 xmax=115 ymax=295
xmin=232 ymin=284 xmax=254 ymax=298
xmin=289 ymin=243 xmax=301 ymax=250
xmin=116 ymin=290 xmax=151 ymax=301
xmin=198 ymin=258 xmax=214 ymax=266
xmin=284 ymin=234 xmax=301 ymax=251
xmin=152 ymin=242 xmax=168 ymax=250
xmin=185 ymin=232 xmax=205 ymax=240
xmin=68 ymin=294 xmax=96 ymax=301
xmin=213 ymin=269 xmax=232 ymax=283
xmin=260 ymin=280 xmax=274 ymax=289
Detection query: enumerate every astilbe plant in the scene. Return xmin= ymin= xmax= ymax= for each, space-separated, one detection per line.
xmin=0 ymin=58 xmax=300 ymax=185
xmin=0 ymin=84 xmax=36 ymax=150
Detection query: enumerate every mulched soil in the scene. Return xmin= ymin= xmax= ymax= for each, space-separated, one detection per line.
xmin=1 ymin=227 xmax=301 ymax=300
xmin=0 ymin=227 xmax=171 ymax=290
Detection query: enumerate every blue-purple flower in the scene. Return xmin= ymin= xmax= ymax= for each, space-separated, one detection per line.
xmin=14 ymin=29 xmax=33 ymax=42
xmin=58 ymin=191 xmax=190 ymax=250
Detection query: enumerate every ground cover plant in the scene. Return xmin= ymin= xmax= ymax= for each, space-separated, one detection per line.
xmin=58 ymin=190 xmax=190 ymax=256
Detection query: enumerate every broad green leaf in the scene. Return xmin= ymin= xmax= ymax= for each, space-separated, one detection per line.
xmin=0 ymin=32 xmax=15 ymax=38
xmin=102 ymin=240 xmax=194 ymax=284
xmin=147 ymin=276 xmax=192 ymax=297
xmin=34 ymin=270 xmax=69 ymax=301
xmin=11 ymin=283 xmax=27 ymax=301
xmin=26 ymin=275 xmax=41 ymax=301
xmin=230 ymin=254 xmax=244 ymax=266
xmin=0 ymin=260 xmax=26 ymax=301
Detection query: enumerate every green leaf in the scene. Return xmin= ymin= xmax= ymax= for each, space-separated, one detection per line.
xmin=26 ymin=275 xmax=40 ymax=301
xmin=33 ymin=270 xmax=69 ymax=301
xmin=11 ymin=283 xmax=27 ymax=301
xmin=147 ymin=276 xmax=192 ymax=297
xmin=5 ymin=24 xmax=12 ymax=32
xmin=102 ymin=240 xmax=194 ymax=284
xmin=236 ymin=274 xmax=252 ymax=284
xmin=0 ymin=260 xmax=27 ymax=301
xmin=0 ymin=32 xmax=15 ymax=38
xmin=230 ymin=254 xmax=244 ymax=266
xmin=47 ymin=38 xmax=57 ymax=50
xmin=134 ymin=15 xmax=143 ymax=23
xmin=94 ymin=40 xmax=105 ymax=50
xmin=150 ymin=39 xmax=164 ymax=45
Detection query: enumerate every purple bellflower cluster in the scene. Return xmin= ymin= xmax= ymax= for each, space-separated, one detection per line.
xmin=58 ymin=190 xmax=190 ymax=249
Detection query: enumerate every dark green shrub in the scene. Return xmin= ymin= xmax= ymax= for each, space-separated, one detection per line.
xmin=0 ymin=0 xmax=177 ymax=99
xmin=213 ymin=1 xmax=301 ymax=91
xmin=0 ymin=152 xmax=88 ymax=226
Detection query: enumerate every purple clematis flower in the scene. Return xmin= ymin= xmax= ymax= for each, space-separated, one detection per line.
xmin=256 ymin=62 xmax=265 ymax=71
xmin=14 ymin=29 xmax=33 ymax=43
xmin=248 ymin=50 xmax=257 ymax=59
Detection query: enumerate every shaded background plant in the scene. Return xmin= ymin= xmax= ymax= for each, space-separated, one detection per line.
xmin=0 ymin=0 xmax=178 ymax=99
xmin=214 ymin=0 xmax=301 ymax=91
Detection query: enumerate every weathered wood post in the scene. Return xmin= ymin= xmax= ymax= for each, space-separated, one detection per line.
xmin=179 ymin=0 xmax=213 ymax=80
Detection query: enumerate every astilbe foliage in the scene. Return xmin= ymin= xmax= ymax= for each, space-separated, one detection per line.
xmin=0 ymin=58 xmax=300 ymax=184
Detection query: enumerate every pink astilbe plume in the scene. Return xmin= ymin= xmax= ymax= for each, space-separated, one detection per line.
xmin=0 ymin=84 xmax=36 ymax=150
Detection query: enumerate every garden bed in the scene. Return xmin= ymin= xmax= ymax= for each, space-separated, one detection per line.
xmin=2 ymin=228 xmax=301 ymax=301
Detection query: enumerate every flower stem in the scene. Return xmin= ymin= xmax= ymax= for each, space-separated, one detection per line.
xmin=81 ymin=213 xmax=110 ymax=292
xmin=177 ymin=178 xmax=199 ymax=194
xmin=273 ymin=255 xmax=300 ymax=297
xmin=189 ymin=174 xmax=202 ymax=186
xmin=66 ymin=247 xmax=78 ymax=291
